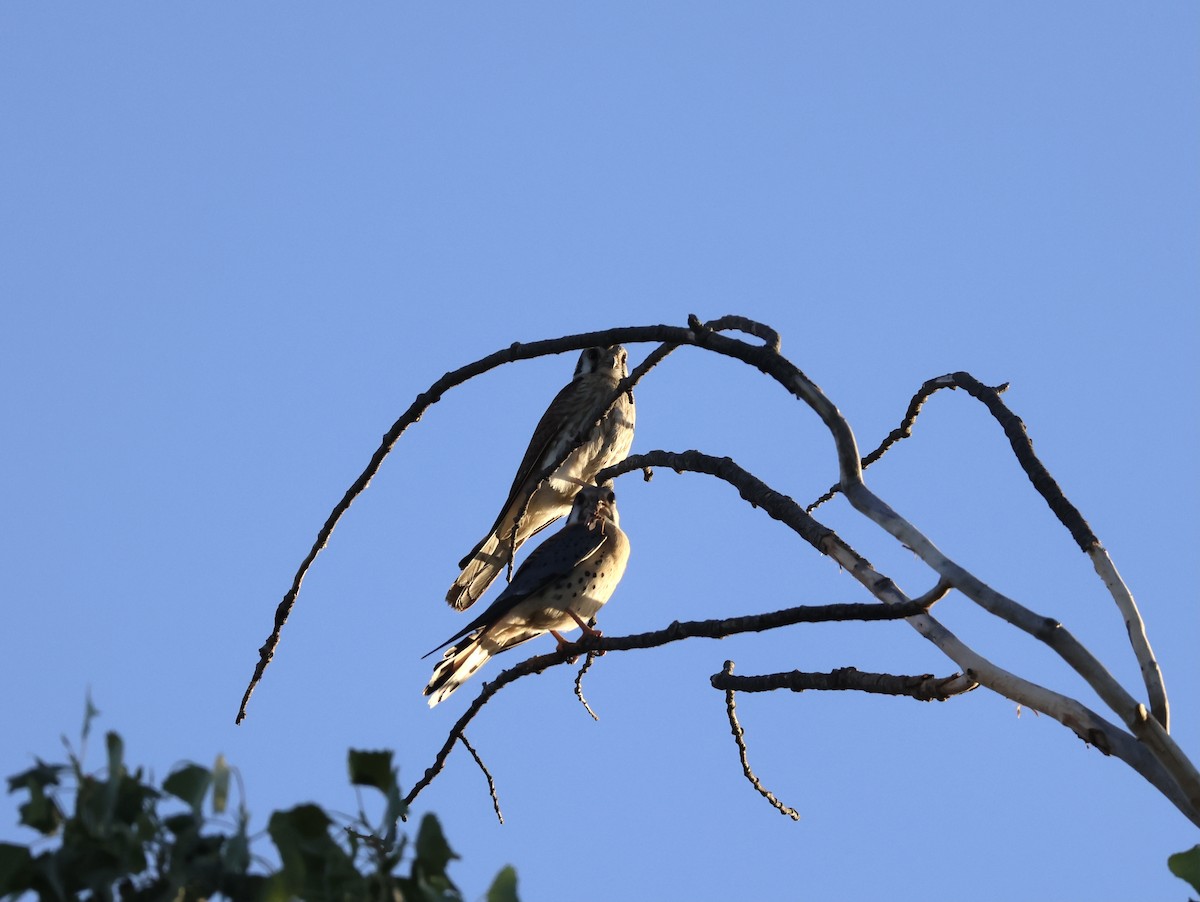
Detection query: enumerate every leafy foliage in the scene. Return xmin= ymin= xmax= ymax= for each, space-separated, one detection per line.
xmin=1 ymin=703 xmax=517 ymax=901
xmin=1169 ymin=844 xmax=1200 ymax=896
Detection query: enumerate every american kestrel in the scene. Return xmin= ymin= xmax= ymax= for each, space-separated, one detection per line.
xmin=446 ymin=345 xmax=635 ymax=611
xmin=425 ymin=483 xmax=630 ymax=707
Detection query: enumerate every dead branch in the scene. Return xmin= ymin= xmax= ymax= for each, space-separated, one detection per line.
xmin=243 ymin=313 xmax=1194 ymax=828
xmin=238 ymin=315 xmax=779 ymax=724
xmin=458 ymin=733 xmax=503 ymax=825
xmin=721 ymin=662 xmax=800 ymax=821
xmin=403 ymin=597 xmax=931 ymax=809
xmin=806 ymin=370 xmax=1166 ymax=733
xmin=806 ymin=374 xmax=1010 ymax=513
xmin=710 ymin=665 xmax=977 ymax=702
xmin=941 ymin=372 xmax=1166 ymax=731
xmin=599 ymin=449 xmax=1200 ymax=825
xmin=574 ymin=652 xmax=600 ymax=721
xmin=588 ymin=330 xmax=1185 ymax=805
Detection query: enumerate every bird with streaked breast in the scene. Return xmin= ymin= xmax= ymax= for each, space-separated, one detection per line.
xmin=445 ymin=345 xmax=635 ymax=611
xmin=425 ymin=483 xmax=630 ymax=707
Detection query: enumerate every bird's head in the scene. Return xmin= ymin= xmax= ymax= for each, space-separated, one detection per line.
xmin=567 ymin=482 xmax=619 ymax=529
xmin=574 ymin=345 xmax=629 ymax=380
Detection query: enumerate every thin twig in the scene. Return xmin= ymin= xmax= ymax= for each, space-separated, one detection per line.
xmin=806 ymin=374 xmax=1009 ymax=513
xmin=721 ymin=661 xmax=800 ymax=820
xmin=574 ymin=652 xmax=600 ymax=721
xmin=458 ymin=733 xmax=503 ymax=824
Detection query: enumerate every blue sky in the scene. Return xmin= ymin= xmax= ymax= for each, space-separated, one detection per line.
xmin=2 ymin=4 xmax=1197 ymax=900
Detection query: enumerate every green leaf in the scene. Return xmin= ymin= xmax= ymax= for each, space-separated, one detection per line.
xmin=16 ymin=780 xmax=64 ymax=835
xmin=112 ymin=771 xmax=159 ymax=828
xmin=1169 ymin=844 xmax=1200 ymax=893
xmin=211 ymin=754 xmax=231 ymax=815
xmin=95 ymin=732 xmax=127 ymax=833
xmin=221 ymin=825 xmax=251 ymax=875
xmin=6 ymin=759 xmax=64 ymax=795
xmin=81 ymin=690 xmax=101 ymax=744
xmin=268 ymin=805 xmax=333 ymax=875
xmin=7 ymin=760 xmax=66 ymax=835
xmin=0 ymin=842 xmax=34 ymax=894
xmin=268 ymin=805 xmax=360 ymax=899
xmin=348 ymin=749 xmax=396 ymax=792
xmin=163 ymin=812 xmax=200 ymax=837
xmin=415 ymin=813 xmax=459 ymax=879
xmin=163 ymin=764 xmax=212 ymax=814
xmin=270 ymin=803 xmax=332 ymax=844
xmin=348 ymin=749 xmax=407 ymax=846
xmin=486 ymin=865 xmax=519 ymax=902
xmin=105 ymin=730 xmax=125 ymax=778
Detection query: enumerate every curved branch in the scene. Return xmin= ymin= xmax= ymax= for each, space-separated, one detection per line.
xmin=943 ymin=372 xmax=1167 ymax=732
xmin=807 ymin=370 xmax=1167 ymax=733
xmin=840 ymin=481 xmax=1197 ymax=805
xmin=945 ymin=372 xmax=1095 ymax=549
xmin=404 ymin=597 xmax=931 ymax=809
xmin=238 ymin=315 xmax=784 ymax=724
xmin=720 ymin=661 xmax=800 ymax=821
xmin=458 ymin=734 xmax=503 ymax=825
xmin=573 ymin=653 xmax=600 ymax=721
xmin=600 ymin=449 xmax=1200 ymax=826
xmin=806 ymin=373 xmax=1010 ymax=513
xmin=590 ymin=332 xmax=1185 ymax=805
xmin=243 ymin=316 xmax=1193 ymax=822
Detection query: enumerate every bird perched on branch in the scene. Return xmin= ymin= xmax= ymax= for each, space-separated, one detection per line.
xmin=425 ymin=483 xmax=630 ymax=707
xmin=446 ymin=345 xmax=635 ymax=611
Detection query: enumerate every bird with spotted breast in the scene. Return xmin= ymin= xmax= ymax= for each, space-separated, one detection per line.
xmin=425 ymin=483 xmax=630 ymax=707
xmin=445 ymin=345 xmax=635 ymax=611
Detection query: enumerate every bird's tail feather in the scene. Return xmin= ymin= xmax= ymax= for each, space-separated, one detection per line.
xmin=424 ymin=638 xmax=492 ymax=707
xmin=446 ymin=532 xmax=509 ymax=610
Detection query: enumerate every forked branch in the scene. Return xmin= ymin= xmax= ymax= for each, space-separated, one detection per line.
xmin=404 ymin=597 xmax=931 ymax=810
xmin=243 ymin=314 xmax=1193 ymax=828
xmin=600 ymin=449 xmax=1199 ymax=825
xmin=810 ymin=371 xmax=1166 ymax=731
xmin=238 ymin=316 xmax=778 ymax=724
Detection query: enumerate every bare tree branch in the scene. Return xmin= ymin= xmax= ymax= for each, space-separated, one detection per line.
xmin=806 ymin=374 xmax=1010 ymax=513
xmin=944 ymin=371 xmax=1168 ymax=732
xmin=600 ymin=449 xmax=1200 ymax=826
xmin=808 ymin=370 xmax=1166 ymax=732
xmin=720 ymin=661 xmax=800 ymax=821
xmin=583 ymin=325 xmax=1183 ymax=807
xmin=238 ymin=316 xmax=780 ymax=724
xmin=243 ymin=314 xmax=1194 ymax=830
xmin=458 ymin=733 xmax=503 ymax=825
xmin=574 ymin=652 xmax=600 ymax=721
xmin=403 ymin=598 xmax=932 ymax=809
xmin=840 ymin=481 xmax=1198 ymax=808
xmin=710 ymin=665 xmax=977 ymax=702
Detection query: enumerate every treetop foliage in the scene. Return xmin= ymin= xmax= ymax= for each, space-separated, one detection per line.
xmin=0 ymin=701 xmax=517 ymax=902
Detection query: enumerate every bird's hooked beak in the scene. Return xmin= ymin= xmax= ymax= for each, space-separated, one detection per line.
xmin=589 ymin=493 xmax=617 ymax=531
